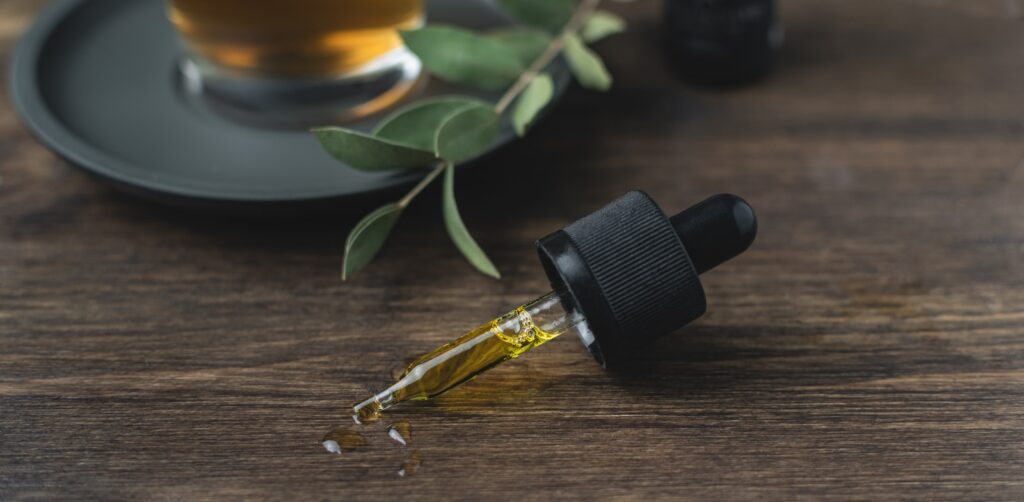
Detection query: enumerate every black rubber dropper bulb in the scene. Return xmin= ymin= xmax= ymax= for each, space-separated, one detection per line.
xmin=537 ymin=192 xmax=756 ymax=367
xmin=671 ymin=193 xmax=758 ymax=274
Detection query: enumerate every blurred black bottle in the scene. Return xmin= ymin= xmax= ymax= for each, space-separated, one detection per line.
xmin=663 ymin=0 xmax=782 ymax=87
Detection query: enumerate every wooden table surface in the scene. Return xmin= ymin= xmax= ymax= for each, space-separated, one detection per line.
xmin=3 ymin=0 xmax=1024 ymax=499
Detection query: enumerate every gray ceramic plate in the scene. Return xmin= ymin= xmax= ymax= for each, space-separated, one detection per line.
xmin=9 ymin=0 xmax=570 ymax=209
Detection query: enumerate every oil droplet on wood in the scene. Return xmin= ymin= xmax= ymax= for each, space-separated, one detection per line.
xmin=398 ymin=449 xmax=422 ymax=477
xmin=321 ymin=427 xmax=367 ymax=455
xmin=386 ymin=421 xmax=412 ymax=446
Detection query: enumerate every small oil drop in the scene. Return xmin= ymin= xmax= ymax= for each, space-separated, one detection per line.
xmin=397 ymin=449 xmax=422 ymax=477
xmin=386 ymin=421 xmax=412 ymax=446
xmin=321 ymin=427 xmax=367 ymax=455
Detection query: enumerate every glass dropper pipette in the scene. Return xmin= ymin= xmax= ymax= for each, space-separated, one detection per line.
xmin=352 ymin=192 xmax=757 ymax=423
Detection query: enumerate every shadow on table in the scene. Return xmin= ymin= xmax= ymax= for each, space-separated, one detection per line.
xmin=601 ymin=323 xmax=826 ymax=393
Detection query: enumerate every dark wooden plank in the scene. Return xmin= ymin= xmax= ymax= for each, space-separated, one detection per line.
xmin=2 ymin=0 xmax=1023 ymax=499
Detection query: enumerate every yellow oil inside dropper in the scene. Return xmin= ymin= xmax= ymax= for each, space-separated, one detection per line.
xmin=352 ymin=291 xmax=587 ymax=423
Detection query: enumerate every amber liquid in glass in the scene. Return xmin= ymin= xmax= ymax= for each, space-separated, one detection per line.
xmin=168 ymin=0 xmax=423 ymax=78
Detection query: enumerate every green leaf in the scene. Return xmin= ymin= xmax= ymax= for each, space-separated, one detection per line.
xmin=563 ymin=33 xmax=613 ymax=91
xmin=512 ymin=73 xmax=554 ymax=136
xmin=313 ymin=127 xmax=435 ymax=171
xmin=581 ymin=10 xmax=626 ymax=43
xmin=342 ymin=203 xmax=403 ymax=280
xmin=497 ymin=0 xmax=575 ymax=33
xmin=434 ymin=104 xmax=501 ymax=163
xmin=373 ymin=96 xmax=489 ymax=151
xmin=442 ymin=164 xmax=500 ymax=279
xmin=400 ymin=26 xmax=524 ymax=90
xmin=488 ymin=28 xmax=552 ymax=66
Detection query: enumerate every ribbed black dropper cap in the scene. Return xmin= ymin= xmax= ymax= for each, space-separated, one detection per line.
xmin=536 ymin=192 xmax=756 ymax=367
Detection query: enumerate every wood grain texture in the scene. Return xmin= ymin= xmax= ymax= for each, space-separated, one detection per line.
xmin=2 ymin=0 xmax=1024 ymax=499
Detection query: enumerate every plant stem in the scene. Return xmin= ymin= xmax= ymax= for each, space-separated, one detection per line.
xmin=398 ymin=161 xmax=446 ymax=208
xmin=494 ymin=0 xmax=602 ymax=114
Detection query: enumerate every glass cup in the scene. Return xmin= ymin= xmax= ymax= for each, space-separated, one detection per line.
xmin=167 ymin=0 xmax=425 ymax=126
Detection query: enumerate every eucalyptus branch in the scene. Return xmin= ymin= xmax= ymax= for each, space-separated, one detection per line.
xmin=319 ymin=0 xmax=625 ymax=280
xmin=404 ymin=0 xmax=602 ymax=206
xmin=494 ymin=0 xmax=602 ymax=114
